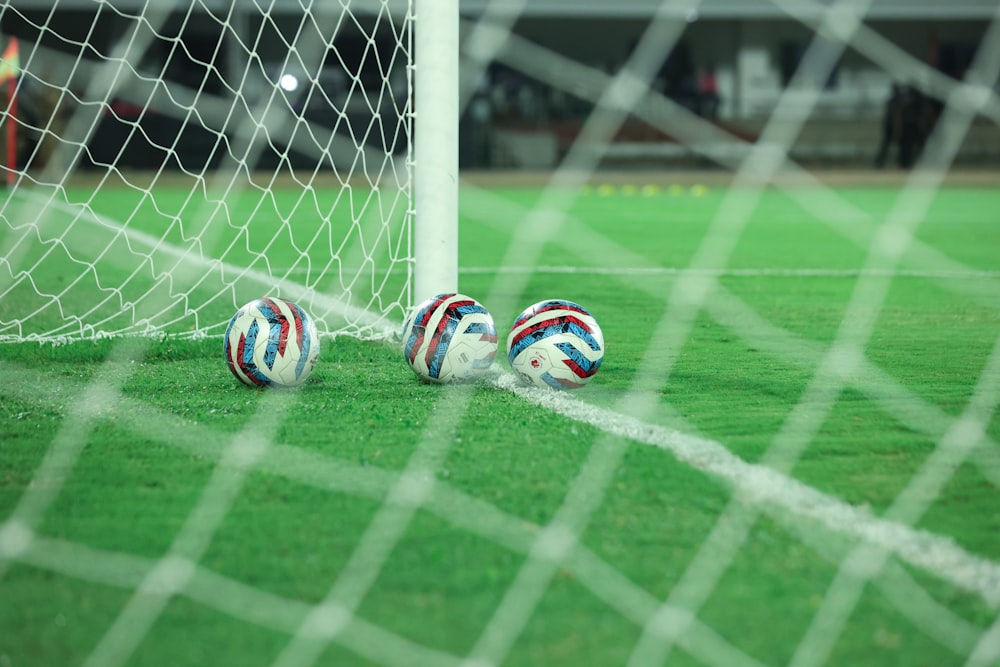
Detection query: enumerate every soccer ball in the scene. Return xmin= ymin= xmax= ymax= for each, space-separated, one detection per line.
xmin=507 ymin=299 xmax=604 ymax=390
xmin=402 ymin=293 xmax=498 ymax=384
xmin=224 ymin=297 xmax=320 ymax=388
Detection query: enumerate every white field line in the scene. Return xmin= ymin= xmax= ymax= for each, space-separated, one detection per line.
xmin=460 ymin=190 xmax=1000 ymax=317
xmin=3 ymin=354 xmax=996 ymax=656
xmin=768 ymin=330 xmax=1000 ymax=667
xmin=0 ymin=186 xmax=68 ymax=290
xmin=9 ymin=109 xmax=1000 ymax=667
xmin=7 ymin=189 xmax=992 ymax=664
xmin=80 ymin=390 xmax=297 ymax=667
xmin=51 ymin=128 xmax=331 ymax=666
xmin=461 ymin=266 xmax=1000 ymax=279
xmin=281 ymin=265 xmax=1000 ymax=280
xmin=467 ymin=0 xmax=699 ymax=330
xmin=479 ymin=20 xmax=1000 ymax=315
xmin=492 ymin=20 xmax=999 ymax=173
xmin=460 ymin=3 xmax=721 ymax=665
xmin=463 ymin=183 xmax=1000 ymax=487
xmin=11 ymin=184 xmax=995 ymax=343
xmin=258 ymin=3 xmax=536 ymax=654
xmin=595 ymin=328 xmax=995 ymax=662
xmin=467 ymin=388 xmax=770 ymax=667
xmin=704 ymin=288 xmax=1000 ymax=487
xmin=786 ymin=20 xmax=1000 ymax=665
xmin=636 ymin=101 xmax=994 ymax=667
xmin=11 ymin=189 xmax=394 ymax=339
xmin=489 ymin=372 xmax=1000 ymax=606
xmin=7 ymin=62 xmax=407 ymax=663
xmin=459 ymin=178 xmax=1000 ymax=661
xmin=269 ymin=389 xmax=474 ymax=667
xmin=462 ymin=0 xmax=1000 ymax=652
xmin=0 ymin=361 xmax=769 ymax=665
xmin=5 ymin=37 xmax=360 ymax=664
xmin=591 ymin=385 xmax=987 ymax=658
xmin=588 ymin=2 xmax=878 ymax=663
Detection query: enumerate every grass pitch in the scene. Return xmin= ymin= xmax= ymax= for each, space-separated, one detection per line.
xmin=1 ymin=180 xmax=999 ymax=666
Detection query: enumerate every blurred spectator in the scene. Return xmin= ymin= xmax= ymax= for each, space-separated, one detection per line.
xmin=874 ymin=82 xmax=902 ymax=168
xmin=660 ymin=43 xmax=698 ymax=112
xmin=875 ymin=82 xmax=927 ymax=169
xmin=697 ymin=66 xmax=719 ymax=120
xmin=898 ymin=83 xmax=923 ymax=168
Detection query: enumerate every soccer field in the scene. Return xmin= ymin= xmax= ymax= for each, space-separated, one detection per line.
xmin=2 ymin=180 xmax=1000 ymax=666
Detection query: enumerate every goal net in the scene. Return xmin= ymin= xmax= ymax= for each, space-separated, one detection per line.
xmin=3 ymin=1 xmax=1000 ymax=666
xmin=0 ymin=0 xmax=446 ymax=343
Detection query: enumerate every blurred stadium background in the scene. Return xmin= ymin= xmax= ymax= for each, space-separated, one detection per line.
xmin=2 ymin=2 xmax=1000 ymax=666
xmin=2 ymin=0 xmax=997 ymax=177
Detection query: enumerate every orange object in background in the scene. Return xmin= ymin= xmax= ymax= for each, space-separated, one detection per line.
xmin=0 ymin=36 xmax=20 ymax=186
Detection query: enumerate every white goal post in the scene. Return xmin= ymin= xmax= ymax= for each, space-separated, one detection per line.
xmin=0 ymin=0 xmax=458 ymax=343
xmin=413 ymin=0 xmax=459 ymax=307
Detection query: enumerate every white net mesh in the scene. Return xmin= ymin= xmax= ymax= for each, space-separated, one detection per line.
xmin=2 ymin=1 xmax=1000 ymax=667
xmin=0 ymin=0 xmax=413 ymax=342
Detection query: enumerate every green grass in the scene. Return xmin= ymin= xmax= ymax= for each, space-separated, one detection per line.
xmin=1 ymin=182 xmax=999 ymax=666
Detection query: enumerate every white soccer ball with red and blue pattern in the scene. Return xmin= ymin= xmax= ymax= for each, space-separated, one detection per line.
xmin=507 ymin=300 xmax=604 ymax=390
xmin=402 ymin=293 xmax=498 ymax=384
xmin=224 ymin=297 xmax=320 ymax=388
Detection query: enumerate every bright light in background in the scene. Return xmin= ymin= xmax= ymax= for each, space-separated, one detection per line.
xmin=279 ymin=73 xmax=299 ymax=92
